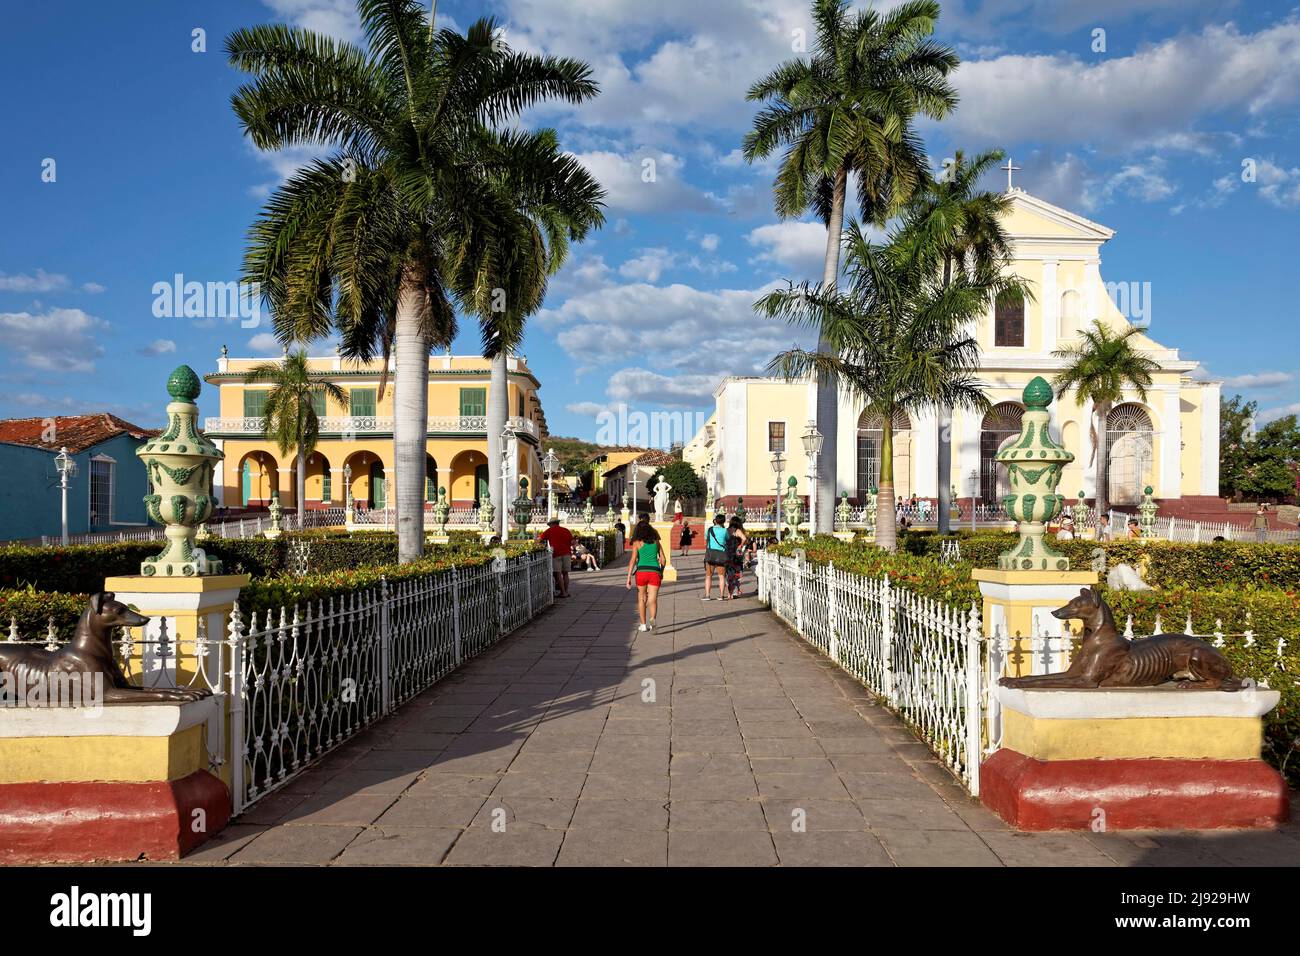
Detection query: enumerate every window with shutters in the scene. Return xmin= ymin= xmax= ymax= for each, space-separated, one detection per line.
xmin=994 ymin=291 xmax=1025 ymax=347
xmin=460 ymin=388 xmax=487 ymax=417
xmin=768 ymin=421 xmax=786 ymax=453
xmin=90 ymin=457 xmax=114 ymax=526
xmin=243 ymin=390 xmax=269 ymax=419
xmin=350 ymin=388 xmax=376 ymax=417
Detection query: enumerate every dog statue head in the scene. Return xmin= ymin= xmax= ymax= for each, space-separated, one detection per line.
xmin=1052 ymin=586 xmax=1103 ymax=624
xmin=89 ymin=592 xmax=150 ymax=630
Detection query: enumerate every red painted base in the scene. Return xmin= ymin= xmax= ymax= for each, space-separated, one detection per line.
xmin=0 ymin=770 xmax=231 ymax=863
xmin=980 ymin=749 xmax=1290 ymax=831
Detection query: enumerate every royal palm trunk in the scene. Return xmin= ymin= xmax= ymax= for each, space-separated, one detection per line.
xmin=394 ymin=273 xmax=429 ymax=563
xmin=296 ymin=439 xmax=306 ymax=526
xmin=814 ymin=167 xmax=848 ymax=535
xmin=1093 ymin=400 xmax=1112 ymax=520
xmin=875 ymin=416 xmax=897 ymax=552
xmin=487 ymin=351 xmax=508 ymax=525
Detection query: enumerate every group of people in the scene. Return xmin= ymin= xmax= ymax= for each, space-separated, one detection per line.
xmin=537 ymin=518 xmax=601 ymax=600
xmin=622 ymin=511 xmax=757 ymax=633
xmin=1052 ymin=513 xmax=1143 ymax=541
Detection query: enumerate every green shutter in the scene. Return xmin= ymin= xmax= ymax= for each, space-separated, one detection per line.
xmin=243 ymin=390 xmax=268 ymax=419
xmin=350 ymin=388 xmax=376 ymax=417
xmin=459 ymin=388 xmax=486 ymax=417
xmin=311 ymin=391 xmax=326 ymax=417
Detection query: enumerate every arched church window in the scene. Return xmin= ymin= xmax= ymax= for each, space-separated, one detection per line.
xmin=1106 ymin=403 xmax=1154 ymax=505
xmin=979 ymin=403 xmax=1024 ymax=505
xmin=856 ymin=408 xmax=910 ymax=501
xmin=1059 ymin=289 xmax=1083 ymax=338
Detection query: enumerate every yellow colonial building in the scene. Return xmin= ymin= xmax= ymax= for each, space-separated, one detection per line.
xmin=203 ymin=351 xmax=548 ymax=511
xmin=687 ymin=189 xmax=1221 ymax=509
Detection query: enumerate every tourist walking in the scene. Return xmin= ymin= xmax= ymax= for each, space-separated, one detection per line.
xmin=725 ymin=517 xmax=749 ymax=598
xmin=1254 ymin=504 xmax=1269 ymax=542
xmin=538 ymin=518 xmax=574 ymax=598
xmin=625 ymin=517 xmax=665 ymax=631
xmin=678 ymin=522 xmax=694 ymax=557
xmin=701 ymin=514 xmax=730 ymax=600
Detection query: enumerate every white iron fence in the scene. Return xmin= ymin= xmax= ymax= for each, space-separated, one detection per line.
xmin=756 ymin=550 xmax=1293 ymax=796
xmin=4 ymin=549 xmax=556 ymax=814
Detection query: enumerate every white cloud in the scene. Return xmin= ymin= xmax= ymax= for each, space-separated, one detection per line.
xmin=1221 ymin=371 xmax=1294 ymax=389
xmin=945 ymin=19 xmax=1300 ymax=154
xmin=747 ymin=222 xmax=830 ymax=279
xmin=619 ymin=248 xmax=677 ymax=282
xmin=139 ymin=339 xmax=177 ymax=357
xmin=0 ymin=270 xmax=69 ymax=293
xmin=539 ymin=280 xmax=808 ymax=408
xmin=699 ymin=233 xmax=720 ymax=252
xmin=572 ymin=149 xmax=718 ymax=214
xmin=1256 ymin=158 xmax=1300 ymax=208
xmin=0 ymin=308 xmax=108 ymax=373
xmin=81 ymin=282 xmax=106 ymax=294
xmin=565 ymin=401 xmax=608 ymax=417
xmin=248 ymin=332 xmax=284 ymax=354
xmin=1258 ymin=402 xmax=1300 ymax=424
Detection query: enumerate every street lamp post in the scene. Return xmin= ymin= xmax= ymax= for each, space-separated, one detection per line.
xmin=54 ymin=446 xmax=76 ymax=546
xmin=771 ymin=450 xmax=786 ymax=544
xmin=628 ymin=464 xmax=641 ymax=518
xmin=542 ymin=447 xmax=560 ymax=521
xmin=968 ymin=468 xmax=979 ymax=533
xmin=801 ymin=420 xmax=823 ymax=538
xmin=499 ymin=425 xmax=515 ymax=541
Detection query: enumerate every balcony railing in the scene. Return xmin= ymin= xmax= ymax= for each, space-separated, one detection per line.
xmin=204 ymin=415 xmax=538 ymax=439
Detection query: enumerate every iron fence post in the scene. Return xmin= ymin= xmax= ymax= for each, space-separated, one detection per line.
xmin=379 ymin=576 xmax=392 ymax=715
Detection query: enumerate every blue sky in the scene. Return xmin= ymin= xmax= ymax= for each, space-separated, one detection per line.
xmin=2 ymin=0 xmax=1298 ymax=439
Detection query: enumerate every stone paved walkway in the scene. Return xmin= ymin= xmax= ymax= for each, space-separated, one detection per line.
xmin=185 ymin=555 xmax=1300 ymax=866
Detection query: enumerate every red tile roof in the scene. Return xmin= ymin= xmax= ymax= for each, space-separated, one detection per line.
xmin=0 ymin=414 xmax=157 ymax=454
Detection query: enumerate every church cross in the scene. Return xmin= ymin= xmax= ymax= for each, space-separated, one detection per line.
xmin=1002 ymin=158 xmax=1021 ymax=192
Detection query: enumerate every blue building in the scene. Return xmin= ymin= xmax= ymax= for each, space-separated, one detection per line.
xmin=0 ymin=414 xmax=157 ymax=542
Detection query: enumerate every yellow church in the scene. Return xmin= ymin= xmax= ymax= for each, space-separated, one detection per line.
xmin=686 ymin=189 xmax=1221 ymax=511
xmin=203 ymin=351 xmax=548 ymax=511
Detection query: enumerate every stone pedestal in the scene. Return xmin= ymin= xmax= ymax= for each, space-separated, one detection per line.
xmin=0 ymin=698 xmax=231 ymax=862
xmin=103 ymin=573 xmax=249 ymax=788
xmin=972 ymin=567 xmax=1097 ymax=674
xmin=651 ymin=521 xmax=678 ymax=582
xmin=981 ymin=686 xmax=1289 ymax=830
xmin=832 ymin=531 xmax=855 ymax=542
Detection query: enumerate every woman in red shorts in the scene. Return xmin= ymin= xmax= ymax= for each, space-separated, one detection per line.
xmin=625 ymin=518 xmax=665 ymax=632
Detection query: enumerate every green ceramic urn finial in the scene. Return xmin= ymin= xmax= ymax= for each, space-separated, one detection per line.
xmin=136 ymin=366 xmax=225 ymax=576
xmin=996 ymin=376 xmax=1075 ymax=571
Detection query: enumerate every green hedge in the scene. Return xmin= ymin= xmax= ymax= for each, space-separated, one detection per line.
xmin=1107 ymin=587 xmax=1300 ymax=787
xmin=0 ymin=589 xmax=86 ymax=639
xmin=901 ymin=531 xmax=1300 ymax=592
xmin=772 ymin=536 xmax=981 ymax=607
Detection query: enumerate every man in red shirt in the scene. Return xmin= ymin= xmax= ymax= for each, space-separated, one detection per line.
xmin=538 ymin=518 xmax=575 ymax=598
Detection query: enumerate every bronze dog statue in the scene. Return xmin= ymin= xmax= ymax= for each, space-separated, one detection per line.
xmin=0 ymin=592 xmax=211 ymax=704
xmin=1000 ymin=586 xmax=1242 ymax=691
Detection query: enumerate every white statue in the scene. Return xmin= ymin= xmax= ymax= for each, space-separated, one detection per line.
xmin=1107 ymin=563 xmax=1153 ymax=592
xmin=652 ymin=475 xmax=672 ymax=522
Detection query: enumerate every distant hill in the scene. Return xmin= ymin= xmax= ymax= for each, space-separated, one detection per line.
xmin=545 ymin=436 xmax=661 ymax=475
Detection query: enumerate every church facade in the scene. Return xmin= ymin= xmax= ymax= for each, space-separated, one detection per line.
xmin=685 ymin=190 xmax=1221 ymax=510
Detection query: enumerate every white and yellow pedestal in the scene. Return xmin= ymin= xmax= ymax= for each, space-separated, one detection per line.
xmin=0 ymin=698 xmax=231 ymax=862
xmin=982 ymin=686 xmax=1289 ymax=830
xmin=971 ymin=567 xmax=1096 ymax=676
xmin=103 ymin=573 xmax=250 ymax=791
xmin=650 ymin=522 xmax=681 ymax=582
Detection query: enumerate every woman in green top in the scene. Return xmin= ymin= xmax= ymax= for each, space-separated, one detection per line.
xmin=625 ymin=518 xmax=665 ymax=632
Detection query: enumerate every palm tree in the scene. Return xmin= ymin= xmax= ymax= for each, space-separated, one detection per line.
xmin=1052 ymin=321 xmax=1161 ymax=519
xmin=228 ymin=0 xmax=600 ymax=562
xmin=742 ymin=0 xmax=959 ymax=534
xmin=244 ymin=350 xmax=347 ymax=524
xmin=894 ymin=149 xmax=1021 ymax=532
xmin=757 ymin=224 xmax=992 ymax=552
xmin=470 ymin=129 xmax=604 ymax=523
